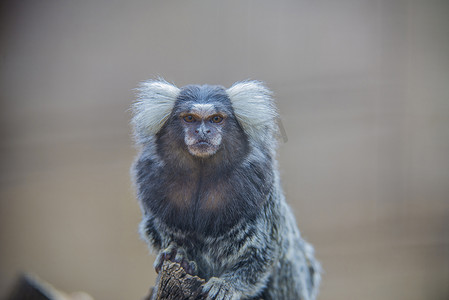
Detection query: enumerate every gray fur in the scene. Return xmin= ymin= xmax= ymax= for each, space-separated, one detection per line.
xmin=131 ymin=79 xmax=321 ymax=299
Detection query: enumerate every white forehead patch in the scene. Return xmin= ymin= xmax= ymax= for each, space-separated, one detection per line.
xmin=191 ymin=104 xmax=216 ymax=117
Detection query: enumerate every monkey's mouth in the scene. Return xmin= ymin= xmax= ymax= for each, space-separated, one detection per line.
xmin=196 ymin=141 xmax=211 ymax=147
xmin=188 ymin=140 xmax=218 ymax=157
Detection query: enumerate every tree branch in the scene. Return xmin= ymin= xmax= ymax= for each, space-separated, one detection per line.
xmin=145 ymin=260 xmax=206 ymax=300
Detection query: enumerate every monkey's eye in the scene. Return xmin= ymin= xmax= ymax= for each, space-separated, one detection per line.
xmin=211 ymin=115 xmax=223 ymax=123
xmin=183 ymin=115 xmax=195 ymax=123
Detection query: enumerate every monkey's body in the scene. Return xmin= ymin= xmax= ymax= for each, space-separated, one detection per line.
xmin=131 ymin=81 xmax=320 ymax=300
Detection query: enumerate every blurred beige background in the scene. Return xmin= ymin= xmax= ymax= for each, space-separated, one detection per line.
xmin=1 ymin=1 xmax=448 ymax=299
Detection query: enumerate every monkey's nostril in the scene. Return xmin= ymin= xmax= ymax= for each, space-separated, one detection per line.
xmin=195 ymin=129 xmax=199 ymax=134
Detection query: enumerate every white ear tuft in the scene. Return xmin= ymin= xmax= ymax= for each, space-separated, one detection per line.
xmin=131 ymin=79 xmax=180 ymax=142
xmin=226 ymin=81 xmax=278 ymax=142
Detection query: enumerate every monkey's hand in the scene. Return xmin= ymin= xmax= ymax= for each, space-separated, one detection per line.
xmin=154 ymin=244 xmax=198 ymax=276
xmin=202 ymin=277 xmax=242 ymax=300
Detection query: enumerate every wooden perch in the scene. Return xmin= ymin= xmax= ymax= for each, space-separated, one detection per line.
xmin=6 ymin=263 xmax=263 ymax=299
xmin=145 ymin=261 xmax=264 ymax=300
xmin=145 ymin=260 xmax=206 ymax=300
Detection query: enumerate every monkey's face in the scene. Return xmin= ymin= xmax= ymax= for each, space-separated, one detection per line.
xmin=154 ymin=85 xmax=249 ymax=163
xmin=180 ymin=104 xmax=226 ymax=158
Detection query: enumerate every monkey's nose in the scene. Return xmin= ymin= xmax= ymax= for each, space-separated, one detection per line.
xmin=195 ymin=128 xmax=211 ymax=134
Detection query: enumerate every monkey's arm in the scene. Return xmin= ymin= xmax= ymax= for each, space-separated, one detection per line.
xmin=140 ymin=216 xmax=197 ymax=275
xmin=134 ymin=154 xmax=167 ymax=253
xmin=139 ymin=214 xmax=163 ymax=252
xmin=202 ymin=220 xmax=280 ymax=300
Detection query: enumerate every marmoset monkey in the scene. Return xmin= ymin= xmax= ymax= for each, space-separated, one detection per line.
xmin=130 ymin=80 xmax=321 ymax=300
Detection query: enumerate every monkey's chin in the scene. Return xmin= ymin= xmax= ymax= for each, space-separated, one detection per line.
xmin=187 ymin=142 xmax=219 ymax=158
